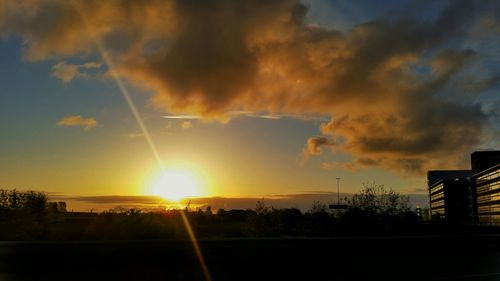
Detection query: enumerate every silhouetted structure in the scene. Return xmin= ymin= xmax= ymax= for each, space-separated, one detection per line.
xmin=428 ymin=170 xmax=473 ymax=223
xmin=471 ymin=151 xmax=500 ymax=224
xmin=427 ymin=151 xmax=500 ymax=225
xmin=427 ymin=170 xmax=472 ymax=187
xmin=471 ymin=151 xmax=500 ymax=175
xmin=429 ymin=178 xmax=474 ymax=223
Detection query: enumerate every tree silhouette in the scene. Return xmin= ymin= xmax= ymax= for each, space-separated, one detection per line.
xmin=347 ymin=182 xmax=411 ymax=214
xmin=0 ymin=189 xmax=50 ymax=239
xmin=342 ymin=182 xmax=416 ymax=235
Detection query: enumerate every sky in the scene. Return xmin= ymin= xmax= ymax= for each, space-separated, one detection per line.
xmin=0 ymin=0 xmax=499 ymax=211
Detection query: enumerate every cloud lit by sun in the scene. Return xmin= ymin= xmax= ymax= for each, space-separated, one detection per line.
xmin=1 ymin=0 xmax=498 ymax=205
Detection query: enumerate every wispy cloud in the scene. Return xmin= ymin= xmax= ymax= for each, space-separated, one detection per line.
xmin=162 ymin=111 xmax=327 ymax=121
xmin=52 ymin=61 xmax=102 ymax=83
xmin=272 ymin=114 xmax=329 ymax=122
xmin=161 ymin=115 xmax=201 ymax=120
xmin=61 ymin=195 xmax=165 ymax=204
xmin=57 ymin=115 xmax=97 ymax=131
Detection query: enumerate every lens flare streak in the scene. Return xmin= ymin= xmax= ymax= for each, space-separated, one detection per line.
xmin=72 ymin=2 xmax=212 ymax=280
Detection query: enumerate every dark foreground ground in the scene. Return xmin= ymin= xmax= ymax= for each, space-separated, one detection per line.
xmin=0 ymin=235 xmax=499 ymax=281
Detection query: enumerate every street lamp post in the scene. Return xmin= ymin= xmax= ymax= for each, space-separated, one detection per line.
xmin=336 ymin=177 xmax=340 ymax=204
xmin=329 ymin=177 xmax=347 ymax=210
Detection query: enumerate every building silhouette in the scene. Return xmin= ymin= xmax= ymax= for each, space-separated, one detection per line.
xmin=427 ymin=151 xmax=500 ymax=224
xmin=428 ymin=170 xmax=472 ymax=223
xmin=471 ymin=151 xmax=500 ymax=175
xmin=471 ymin=151 xmax=500 ymax=224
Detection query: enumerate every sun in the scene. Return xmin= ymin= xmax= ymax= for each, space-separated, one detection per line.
xmin=150 ymin=170 xmax=200 ymax=201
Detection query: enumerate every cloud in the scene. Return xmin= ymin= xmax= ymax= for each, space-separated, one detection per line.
xmin=125 ymin=133 xmax=144 ymax=139
xmin=161 ymin=111 xmax=327 ymax=121
xmin=57 ymin=115 xmax=97 ymax=130
xmin=52 ymin=61 xmax=102 ymax=83
xmin=180 ymin=120 xmax=193 ymax=130
xmin=2 ymin=0 xmax=499 ymax=175
xmin=162 ymin=115 xmax=201 ymax=120
xmin=303 ymin=136 xmax=336 ymax=158
xmin=65 ymin=195 xmax=164 ymax=204
xmin=52 ymin=192 xmax=429 ymax=212
xmin=52 ymin=62 xmax=79 ymax=83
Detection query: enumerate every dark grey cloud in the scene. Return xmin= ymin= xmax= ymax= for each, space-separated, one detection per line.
xmin=64 ymin=195 xmax=165 ymax=204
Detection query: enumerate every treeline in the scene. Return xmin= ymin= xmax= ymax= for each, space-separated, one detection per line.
xmin=0 ymin=189 xmax=67 ymax=239
xmin=1 ymin=184 xmax=494 ymax=240
xmin=0 ymin=184 xmax=424 ymax=240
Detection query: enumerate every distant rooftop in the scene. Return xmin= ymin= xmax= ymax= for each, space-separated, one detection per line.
xmin=427 ymin=170 xmax=472 ymax=187
xmin=471 ymin=150 xmax=500 ymax=175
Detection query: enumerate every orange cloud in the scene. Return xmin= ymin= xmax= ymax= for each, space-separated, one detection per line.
xmin=303 ymin=136 xmax=336 ymax=159
xmin=2 ymin=0 xmax=498 ymax=175
xmin=57 ymin=115 xmax=97 ymax=130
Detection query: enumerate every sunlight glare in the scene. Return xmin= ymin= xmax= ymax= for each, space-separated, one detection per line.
xmin=150 ymin=170 xmax=200 ymax=201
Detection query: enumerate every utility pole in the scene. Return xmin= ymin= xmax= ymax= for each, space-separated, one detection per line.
xmin=336 ymin=177 xmax=341 ymax=204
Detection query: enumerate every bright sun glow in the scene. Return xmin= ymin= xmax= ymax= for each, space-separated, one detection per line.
xmin=150 ymin=170 xmax=201 ymax=201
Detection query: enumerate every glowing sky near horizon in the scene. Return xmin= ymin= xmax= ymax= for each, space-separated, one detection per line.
xmin=0 ymin=0 xmax=498 ymax=205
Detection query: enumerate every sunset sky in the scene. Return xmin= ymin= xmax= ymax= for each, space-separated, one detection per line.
xmin=0 ymin=0 xmax=499 ymax=211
